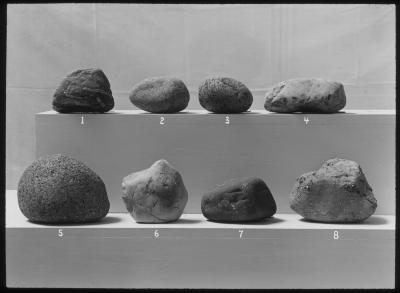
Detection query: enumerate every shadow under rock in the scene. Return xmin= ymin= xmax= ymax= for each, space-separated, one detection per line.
xmin=27 ymin=215 xmax=123 ymax=226
xmin=299 ymin=215 xmax=389 ymax=225
xmin=206 ymin=216 xmax=285 ymax=225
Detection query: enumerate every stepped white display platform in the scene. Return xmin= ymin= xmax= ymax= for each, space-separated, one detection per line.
xmin=6 ymin=190 xmax=395 ymax=289
xmin=35 ymin=109 xmax=395 ymax=215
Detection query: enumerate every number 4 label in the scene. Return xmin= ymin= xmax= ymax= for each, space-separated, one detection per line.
xmin=304 ymin=116 xmax=309 ymax=125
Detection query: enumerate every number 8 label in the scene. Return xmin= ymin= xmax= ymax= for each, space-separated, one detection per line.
xmin=333 ymin=230 xmax=339 ymax=239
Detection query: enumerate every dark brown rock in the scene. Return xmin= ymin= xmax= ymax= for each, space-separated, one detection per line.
xmin=53 ymin=68 xmax=114 ymax=113
xmin=264 ymin=78 xmax=346 ymax=113
xmin=198 ymin=77 xmax=253 ymax=113
xmin=129 ymin=77 xmax=190 ymax=113
xmin=201 ymin=177 xmax=276 ymax=222
xmin=17 ymin=154 xmax=110 ymax=223
xmin=289 ymin=158 xmax=377 ymax=223
xmin=122 ymin=159 xmax=188 ymax=223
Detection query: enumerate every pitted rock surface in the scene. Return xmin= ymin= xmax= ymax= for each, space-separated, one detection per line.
xmin=201 ymin=177 xmax=276 ymax=222
xmin=264 ymin=78 xmax=346 ymax=113
xmin=199 ymin=77 xmax=253 ymax=113
xmin=129 ymin=77 xmax=190 ymax=113
xmin=289 ymin=158 xmax=377 ymax=223
xmin=17 ymin=154 xmax=110 ymax=223
xmin=53 ymin=68 xmax=114 ymax=113
xmin=122 ymin=159 xmax=188 ymax=223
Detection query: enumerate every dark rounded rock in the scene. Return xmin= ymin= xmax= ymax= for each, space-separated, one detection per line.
xmin=201 ymin=177 xmax=276 ymax=222
xmin=264 ymin=78 xmax=346 ymax=113
xmin=289 ymin=158 xmax=377 ymax=223
xmin=53 ymin=68 xmax=114 ymax=113
xmin=17 ymin=154 xmax=110 ymax=223
xmin=198 ymin=77 xmax=253 ymax=113
xmin=122 ymin=159 xmax=188 ymax=223
xmin=129 ymin=77 xmax=190 ymax=113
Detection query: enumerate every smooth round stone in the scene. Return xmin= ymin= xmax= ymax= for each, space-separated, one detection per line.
xmin=53 ymin=68 xmax=114 ymax=113
xmin=17 ymin=154 xmax=110 ymax=223
xmin=198 ymin=77 xmax=253 ymax=113
xmin=201 ymin=177 xmax=276 ymax=222
xmin=122 ymin=159 xmax=188 ymax=223
xmin=264 ymin=78 xmax=346 ymax=113
xmin=289 ymin=158 xmax=377 ymax=223
xmin=129 ymin=77 xmax=190 ymax=113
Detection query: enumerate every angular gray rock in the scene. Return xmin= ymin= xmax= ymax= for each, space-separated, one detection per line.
xmin=198 ymin=77 xmax=253 ymax=113
xmin=289 ymin=158 xmax=377 ymax=223
xmin=129 ymin=77 xmax=190 ymax=113
xmin=264 ymin=78 xmax=346 ymax=113
xmin=17 ymin=154 xmax=110 ymax=223
xmin=122 ymin=159 xmax=188 ymax=223
xmin=53 ymin=68 xmax=114 ymax=113
xmin=201 ymin=177 xmax=276 ymax=222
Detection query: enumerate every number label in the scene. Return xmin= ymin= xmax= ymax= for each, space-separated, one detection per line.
xmin=333 ymin=230 xmax=339 ymax=240
xmin=239 ymin=229 xmax=244 ymax=238
xmin=225 ymin=116 xmax=230 ymax=125
xmin=304 ymin=116 xmax=309 ymax=125
xmin=154 ymin=229 xmax=159 ymax=238
xmin=160 ymin=117 xmax=165 ymax=125
xmin=81 ymin=116 xmax=84 ymax=125
xmin=58 ymin=229 xmax=63 ymax=237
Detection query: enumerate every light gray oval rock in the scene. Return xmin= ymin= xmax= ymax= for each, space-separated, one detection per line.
xmin=53 ymin=68 xmax=114 ymax=113
xmin=264 ymin=78 xmax=346 ymax=113
xmin=122 ymin=159 xmax=188 ymax=223
xmin=289 ymin=158 xmax=377 ymax=223
xmin=129 ymin=77 xmax=190 ymax=113
xmin=201 ymin=177 xmax=276 ymax=222
xmin=198 ymin=77 xmax=253 ymax=113
xmin=17 ymin=154 xmax=110 ymax=223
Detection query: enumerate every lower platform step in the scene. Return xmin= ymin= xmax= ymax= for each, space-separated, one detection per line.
xmin=6 ymin=191 xmax=395 ymax=289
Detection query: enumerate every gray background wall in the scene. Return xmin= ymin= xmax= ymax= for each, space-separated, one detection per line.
xmin=6 ymin=4 xmax=395 ymax=189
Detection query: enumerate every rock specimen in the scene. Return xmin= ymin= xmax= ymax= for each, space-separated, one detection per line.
xmin=53 ymin=68 xmax=114 ymax=113
xmin=17 ymin=154 xmax=110 ymax=223
xmin=201 ymin=177 xmax=276 ymax=222
xmin=290 ymin=158 xmax=377 ymax=223
xmin=129 ymin=77 xmax=190 ymax=113
xmin=264 ymin=78 xmax=346 ymax=113
xmin=122 ymin=159 xmax=188 ymax=223
xmin=198 ymin=77 xmax=253 ymax=113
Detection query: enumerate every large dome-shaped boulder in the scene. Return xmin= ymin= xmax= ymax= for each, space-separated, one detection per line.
xmin=17 ymin=154 xmax=110 ymax=223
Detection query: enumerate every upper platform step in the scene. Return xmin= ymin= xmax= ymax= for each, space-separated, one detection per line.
xmin=35 ymin=109 xmax=395 ymax=214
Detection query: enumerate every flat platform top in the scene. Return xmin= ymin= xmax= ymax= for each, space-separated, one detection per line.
xmin=6 ymin=190 xmax=395 ymax=230
xmin=38 ymin=109 xmax=396 ymax=115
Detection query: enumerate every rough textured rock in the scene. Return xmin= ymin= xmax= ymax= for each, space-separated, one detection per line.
xmin=289 ymin=158 xmax=377 ymax=223
xmin=129 ymin=77 xmax=190 ymax=113
xmin=122 ymin=159 xmax=188 ymax=223
xmin=198 ymin=77 xmax=253 ymax=113
xmin=17 ymin=154 xmax=110 ymax=223
xmin=53 ymin=68 xmax=114 ymax=113
xmin=201 ymin=177 xmax=276 ymax=222
xmin=264 ymin=78 xmax=346 ymax=113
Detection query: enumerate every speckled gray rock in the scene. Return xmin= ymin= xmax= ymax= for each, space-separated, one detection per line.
xmin=264 ymin=78 xmax=346 ymax=113
xmin=53 ymin=68 xmax=114 ymax=113
xmin=290 ymin=158 xmax=377 ymax=223
xmin=122 ymin=159 xmax=188 ymax=223
xmin=17 ymin=154 xmax=110 ymax=223
xmin=198 ymin=77 xmax=253 ymax=113
xmin=201 ymin=177 xmax=276 ymax=222
xmin=129 ymin=77 xmax=190 ymax=113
